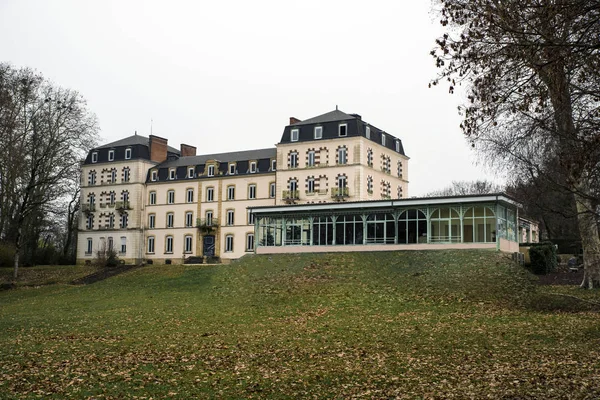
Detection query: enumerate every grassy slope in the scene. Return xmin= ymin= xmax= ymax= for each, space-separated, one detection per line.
xmin=0 ymin=250 xmax=599 ymax=399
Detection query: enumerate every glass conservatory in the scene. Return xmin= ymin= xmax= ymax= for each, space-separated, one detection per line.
xmin=249 ymin=194 xmax=521 ymax=254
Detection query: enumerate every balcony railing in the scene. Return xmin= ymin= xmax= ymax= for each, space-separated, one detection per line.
xmin=196 ymin=218 xmax=219 ymax=233
xmin=82 ymin=204 xmax=96 ymax=213
xmin=115 ymin=201 xmax=131 ymax=211
xmin=331 ymin=187 xmax=349 ymax=198
xmin=282 ymin=190 xmax=299 ymax=200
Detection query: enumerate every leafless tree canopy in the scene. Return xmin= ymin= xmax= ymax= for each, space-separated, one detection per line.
xmin=0 ymin=63 xmax=98 ymax=277
xmin=431 ymin=0 xmax=600 ymax=288
xmin=426 ymin=180 xmax=503 ymax=197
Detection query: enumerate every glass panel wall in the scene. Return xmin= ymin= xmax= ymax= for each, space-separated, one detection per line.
xmin=313 ymin=216 xmax=333 ymax=246
xmin=335 ymin=215 xmax=364 ymax=245
xmin=257 ymin=217 xmax=283 ymax=246
xmin=366 ymin=213 xmax=395 ymax=244
xmin=398 ymin=209 xmax=427 ymax=244
xmin=285 ymin=218 xmax=311 ymax=246
xmin=463 ymin=206 xmax=495 ymax=243
xmin=430 ymin=208 xmax=461 ymax=243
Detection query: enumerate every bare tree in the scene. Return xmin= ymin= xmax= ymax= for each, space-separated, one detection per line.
xmin=431 ymin=0 xmax=600 ymax=288
xmin=0 ymin=64 xmax=98 ymax=278
xmin=426 ymin=180 xmax=503 ymax=197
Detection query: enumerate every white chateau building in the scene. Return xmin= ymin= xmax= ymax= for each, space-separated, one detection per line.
xmin=77 ymin=110 xmax=409 ymax=264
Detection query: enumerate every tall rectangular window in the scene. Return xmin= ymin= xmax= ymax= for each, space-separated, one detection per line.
xmin=169 ymin=169 xmax=176 ymax=180
xmin=227 ymin=210 xmax=234 ymax=226
xmin=271 ymin=160 xmax=276 ymax=171
xmin=206 ymin=210 xmax=213 ymax=226
xmin=184 ymin=235 xmax=193 ymax=253
xmin=396 ymin=140 xmax=400 ymax=152
xmin=247 ymin=210 xmax=255 ymax=225
xmin=307 ymin=177 xmax=315 ymax=193
xmin=229 ymin=163 xmax=236 ymax=175
xmin=291 ymin=128 xmax=299 ymax=142
xmin=270 ymin=182 xmax=276 ymax=198
xmin=120 ymin=214 xmax=128 ymax=228
xmin=88 ymin=171 xmax=96 ymax=186
xmin=86 ymin=238 xmax=93 ymax=254
xmin=167 ymin=190 xmax=175 ymax=204
xmin=120 ymin=237 xmax=127 ymax=254
xmin=188 ymin=167 xmax=195 ymax=178
xmin=123 ymin=168 xmax=130 ymax=182
xmin=307 ymin=151 xmax=315 ymax=167
xmin=290 ymin=152 xmax=298 ymax=168
xmin=185 ymin=211 xmax=193 ymax=227
xmin=366 ymin=126 xmax=371 ymax=139
xmin=151 ymin=170 xmax=158 ymax=181
xmin=227 ymin=185 xmax=235 ymax=200
xmin=149 ymin=191 xmax=156 ymax=205
xmin=165 ymin=236 xmax=173 ymax=253
xmin=381 ymin=133 xmax=386 ymax=146
xmin=207 ymin=165 xmax=215 ymax=177
xmin=225 ymin=235 xmax=234 ymax=252
xmin=186 ymin=188 xmax=194 ymax=203
xmin=167 ymin=212 xmax=174 ymax=228
xmin=206 ymin=187 xmax=214 ymax=202
xmin=338 ymin=147 xmax=347 ymax=165
xmin=108 ymin=150 xmax=115 ymax=161
xmin=339 ymin=124 xmax=347 ymax=137
xmin=111 ymin=169 xmax=117 ymax=183
xmin=149 ymin=214 xmax=155 ymax=229
xmin=86 ymin=215 xmax=93 ymax=230
xmin=314 ymin=126 xmax=322 ymax=139
xmin=246 ymin=234 xmax=254 ymax=252
xmin=125 ymin=148 xmax=132 ymax=159
xmin=250 ymin=162 xmax=256 ymax=173
xmin=147 ymin=236 xmax=155 ymax=253
xmin=248 ymin=184 xmax=256 ymax=199
xmin=91 ymin=152 xmax=98 ymax=163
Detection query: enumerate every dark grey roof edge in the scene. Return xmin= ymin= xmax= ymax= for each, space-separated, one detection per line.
xmin=156 ymin=147 xmax=277 ymax=168
xmin=248 ymin=192 xmax=519 ymax=211
xmin=97 ymin=134 xmax=180 ymax=154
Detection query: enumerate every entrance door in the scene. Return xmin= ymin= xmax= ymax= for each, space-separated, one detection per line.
xmin=203 ymin=235 xmax=215 ymax=257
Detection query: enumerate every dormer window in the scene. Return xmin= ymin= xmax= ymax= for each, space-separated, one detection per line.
xmin=208 ymin=165 xmax=215 ymax=177
xmin=250 ymin=162 xmax=256 ymax=173
xmin=169 ymin=169 xmax=176 ymax=180
xmin=381 ymin=133 xmax=386 ymax=146
xmin=188 ymin=167 xmax=195 ymax=178
xmin=271 ymin=160 xmax=276 ymax=171
xmin=314 ymin=126 xmax=323 ymax=140
xmin=108 ymin=150 xmax=115 ymax=161
xmin=395 ymin=140 xmax=400 ymax=153
xmin=229 ymin=163 xmax=236 ymax=175
xmin=291 ymin=128 xmax=299 ymax=142
xmin=366 ymin=126 xmax=371 ymax=139
xmin=339 ymin=124 xmax=347 ymax=137
xmin=125 ymin=148 xmax=132 ymax=160
xmin=91 ymin=152 xmax=98 ymax=163
xmin=151 ymin=170 xmax=158 ymax=181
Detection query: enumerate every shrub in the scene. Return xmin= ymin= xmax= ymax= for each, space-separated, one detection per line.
xmin=528 ymin=242 xmax=558 ymax=275
xmin=0 ymin=242 xmax=16 ymax=267
xmin=95 ymin=247 xmax=119 ymax=267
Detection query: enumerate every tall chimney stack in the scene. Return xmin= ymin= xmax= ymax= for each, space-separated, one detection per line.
xmin=180 ymin=143 xmax=197 ymax=157
xmin=149 ymin=135 xmax=168 ymax=163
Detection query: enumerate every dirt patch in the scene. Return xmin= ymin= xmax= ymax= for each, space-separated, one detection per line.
xmin=536 ymin=266 xmax=584 ymax=286
xmin=71 ymin=265 xmax=141 ymax=285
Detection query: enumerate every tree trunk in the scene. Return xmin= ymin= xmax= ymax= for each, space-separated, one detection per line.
xmin=574 ymin=189 xmax=600 ymax=289
xmin=12 ymin=224 xmax=22 ymax=279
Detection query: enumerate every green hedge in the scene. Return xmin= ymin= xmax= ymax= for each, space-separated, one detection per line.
xmin=528 ymin=242 xmax=558 ymax=275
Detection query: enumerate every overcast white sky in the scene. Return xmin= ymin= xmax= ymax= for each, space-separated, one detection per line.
xmin=0 ymin=0 xmax=501 ymax=196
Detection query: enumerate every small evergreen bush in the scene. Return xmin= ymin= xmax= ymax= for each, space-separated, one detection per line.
xmin=528 ymin=242 xmax=558 ymax=274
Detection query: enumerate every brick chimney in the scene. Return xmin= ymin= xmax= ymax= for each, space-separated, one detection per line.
xmin=180 ymin=143 xmax=197 ymax=157
xmin=289 ymin=117 xmax=301 ymax=125
xmin=149 ymin=135 xmax=168 ymax=163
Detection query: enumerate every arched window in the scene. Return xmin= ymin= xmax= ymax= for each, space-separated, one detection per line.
xmin=463 ymin=206 xmax=496 ymax=243
xmin=430 ymin=208 xmax=460 ymax=243
xmin=398 ymin=210 xmax=427 ymax=244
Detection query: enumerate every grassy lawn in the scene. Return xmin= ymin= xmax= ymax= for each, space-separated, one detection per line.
xmin=0 ymin=250 xmax=599 ymax=399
